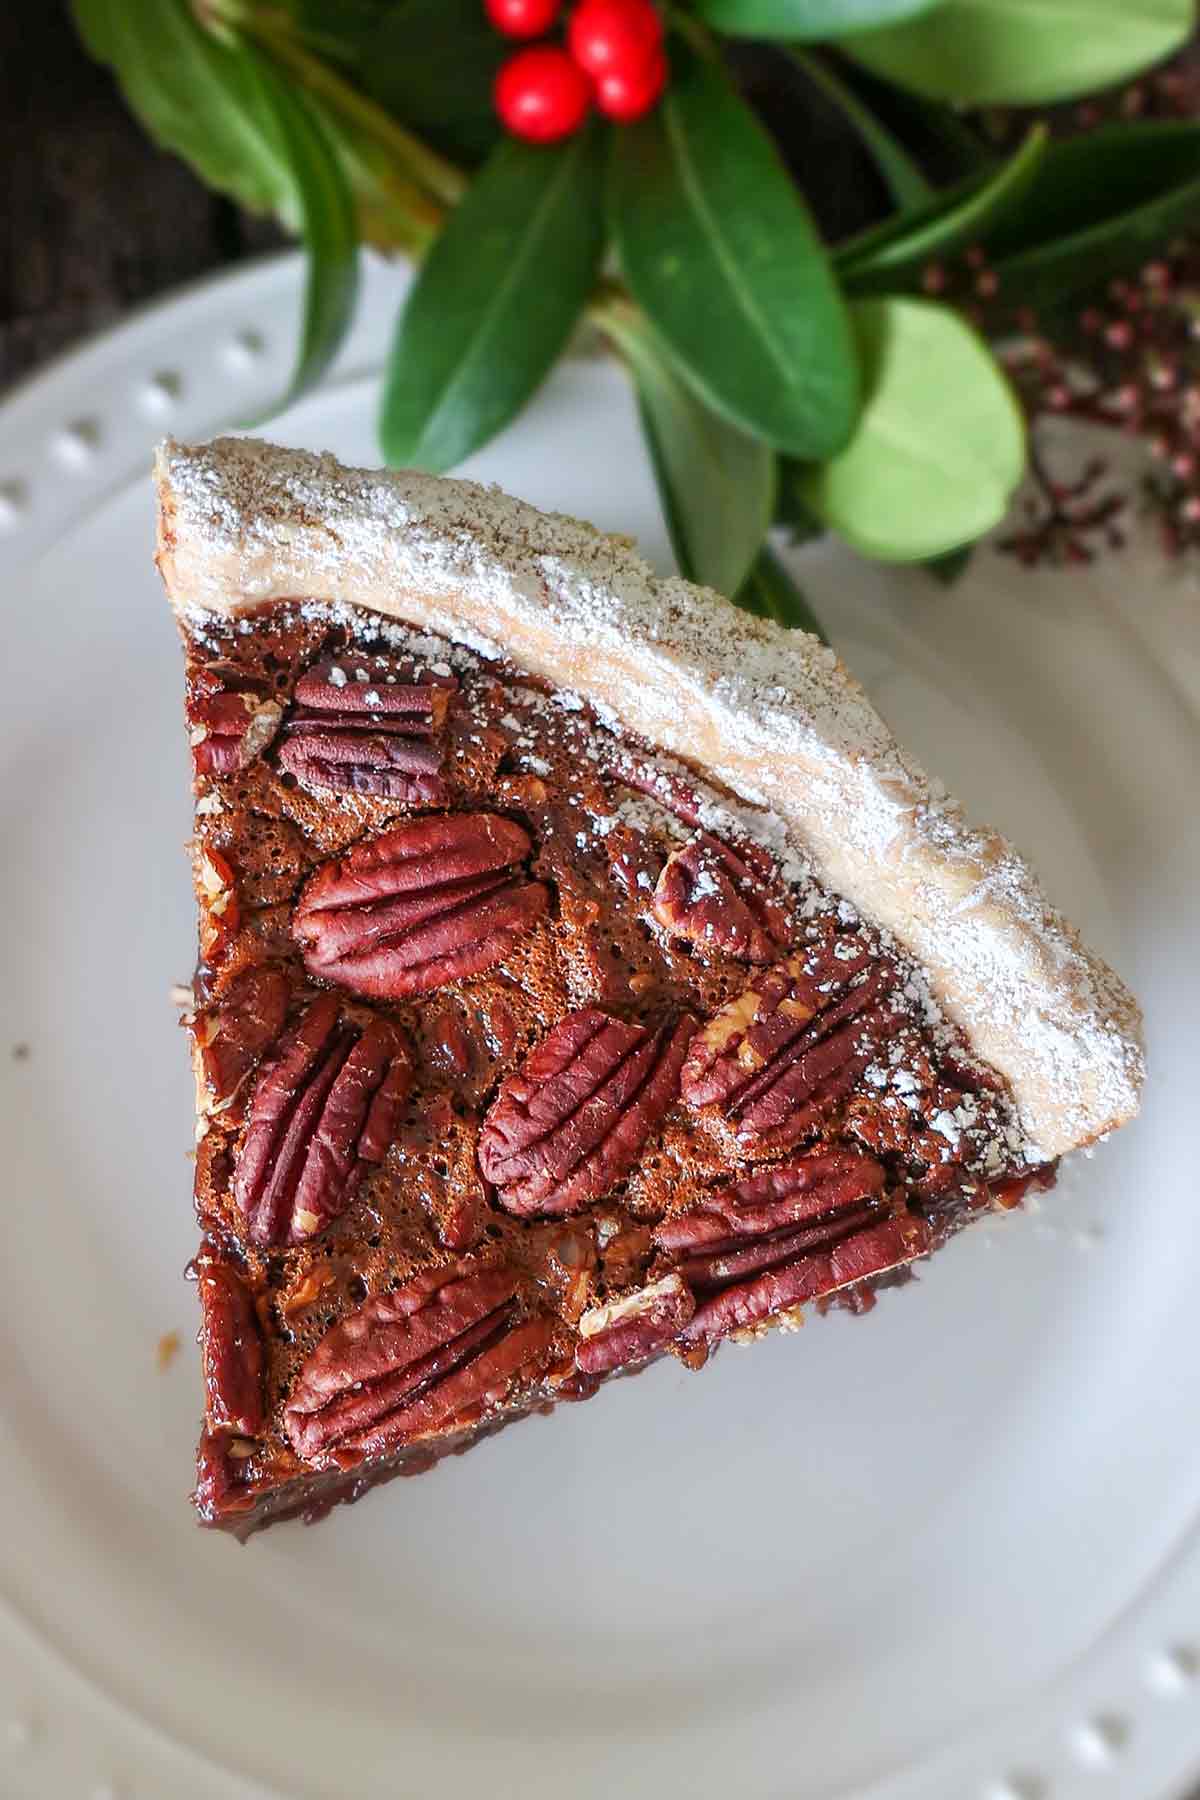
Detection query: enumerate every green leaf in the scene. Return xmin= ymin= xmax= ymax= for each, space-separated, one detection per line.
xmin=73 ymin=0 xmax=296 ymax=216
xmin=609 ymin=41 xmax=859 ymax=460
xmin=735 ymin=548 xmax=828 ymax=641
xmin=72 ymin=0 xmax=358 ymax=403
xmin=984 ymin=121 xmax=1200 ymax=309
xmin=797 ymin=298 xmax=1025 ymax=561
xmin=695 ymin=0 xmax=943 ymax=40
xmin=789 ymin=49 xmax=932 ymax=208
xmin=263 ymin=80 xmax=360 ymax=402
xmin=835 ymin=124 xmax=1046 ymax=291
xmin=603 ymin=306 xmax=775 ymax=597
xmin=363 ymin=0 xmax=504 ymax=164
xmin=840 ymin=0 xmax=1193 ymax=106
xmin=381 ymin=131 xmax=605 ymax=472
xmin=842 ymin=120 xmax=1200 ymax=310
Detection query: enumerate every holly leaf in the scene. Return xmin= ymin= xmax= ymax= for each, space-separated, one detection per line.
xmin=735 ymin=548 xmax=828 ymax=641
xmin=381 ymin=130 xmax=605 ymax=471
xmin=797 ymin=298 xmax=1024 ymax=560
xmin=984 ymin=121 xmax=1200 ymax=308
xmin=695 ymin=0 xmax=944 ymax=38
xmin=839 ymin=0 xmax=1193 ymax=106
xmin=604 ymin=306 xmax=775 ymax=596
xmin=835 ymin=124 xmax=1046 ymax=290
xmin=609 ymin=40 xmax=859 ymax=460
xmin=72 ymin=0 xmax=358 ymax=404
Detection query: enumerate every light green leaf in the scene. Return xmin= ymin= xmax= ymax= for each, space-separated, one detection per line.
xmin=381 ymin=131 xmax=605 ymax=471
xmin=789 ymin=48 xmax=932 ymax=208
xmin=695 ymin=0 xmax=943 ymax=37
xmin=609 ymin=41 xmax=859 ymax=460
xmin=798 ymin=298 xmax=1024 ymax=561
xmin=73 ymin=0 xmax=297 ymax=218
xmin=840 ymin=0 xmax=1194 ymax=106
xmin=603 ymin=306 xmax=775 ymax=597
xmin=835 ymin=125 xmax=1046 ymax=290
xmin=735 ymin=548 xmax=828 ymax=641
xmin=72 ymin=0 xmax=359 ymax=404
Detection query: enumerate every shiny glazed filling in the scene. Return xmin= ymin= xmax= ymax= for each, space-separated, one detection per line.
xmin=180 ymin=601 xmax=1046 ymax=1535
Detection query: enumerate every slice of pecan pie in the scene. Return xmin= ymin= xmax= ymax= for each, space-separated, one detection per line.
xmin=156 ymin=437 xmax=1144 ymax=1539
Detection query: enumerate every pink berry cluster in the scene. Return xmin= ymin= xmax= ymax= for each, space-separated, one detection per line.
xmin=486 ymin=0 xmax=667 ymax=142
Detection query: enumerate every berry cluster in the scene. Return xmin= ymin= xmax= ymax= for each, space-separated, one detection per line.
xmin=486 ymin=0 xmax=667 ymax=142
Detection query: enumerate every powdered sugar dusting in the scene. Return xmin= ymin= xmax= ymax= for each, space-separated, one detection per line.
xmin=155 ymin=436 xmax=1145 ymax=1160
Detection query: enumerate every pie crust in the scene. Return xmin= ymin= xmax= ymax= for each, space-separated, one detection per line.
xmin=157 ymin=435 xmax=1142 ymax=1162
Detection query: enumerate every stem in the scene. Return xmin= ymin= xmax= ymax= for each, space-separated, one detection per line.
xmin=588 ymin=282 xmax=642 ymax=354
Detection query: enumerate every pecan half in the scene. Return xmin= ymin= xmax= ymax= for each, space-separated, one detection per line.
xmin=478 ymin=1008 xmax=696 ymax=1217
xmin=234 ymin=994 xmax=412 ymax=1247
xmin=653 ymin=833 xmax=788 ymax=963
xmin=654 ymin=1148 xmax=886 ymax=1291
xmin=283 ymin=1261 xmax=554 ymax=1466
xmin=278 ymin=655 xmax=457 ymax=803
xmin=196 ymin=1252 xmax=266 ymax=1437
xmin=682 ymin=947 xmax=900 ymax=1159
xmin=680 ymin=1212 xmax=932 ymax=1351
xmin=191 ymin=964 xmax=290 ymax=1120
xmin=187 ymin=663 xmax=282 ymax=777
xmin=293 ymin=813 xmax=549 ymax=999
xmin=576 ymin=1273 xmax=695 ymax=1375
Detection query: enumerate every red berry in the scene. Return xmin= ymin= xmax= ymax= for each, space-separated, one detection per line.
xmin=568 ymin=0 xmax=662 ymax=78
xmin=484 ymin=0 xmax=562 ymax=38
xmin=595 ymin=44 xmax=667 ymax=121
xmin=495 ymin=46 xmax=593 ymax=143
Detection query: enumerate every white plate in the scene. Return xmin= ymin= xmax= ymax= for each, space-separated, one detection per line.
xmin=1 ymin=253 xmax=1198 ymax=1800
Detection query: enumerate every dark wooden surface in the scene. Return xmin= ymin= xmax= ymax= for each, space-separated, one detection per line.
xmin=0 ymin=3 xmax=283 ymax=395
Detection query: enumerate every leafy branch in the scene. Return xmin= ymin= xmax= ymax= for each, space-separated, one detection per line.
xmin=73 ymin=0 xmax=1199 ymax=633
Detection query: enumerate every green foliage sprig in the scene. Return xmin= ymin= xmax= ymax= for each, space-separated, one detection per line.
xmin=73 ymin=0 xmax=1197 ymax=628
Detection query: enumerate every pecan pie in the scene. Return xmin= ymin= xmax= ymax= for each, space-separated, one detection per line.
xmin=156 ymin=437 xmax=1144 ymax=1538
